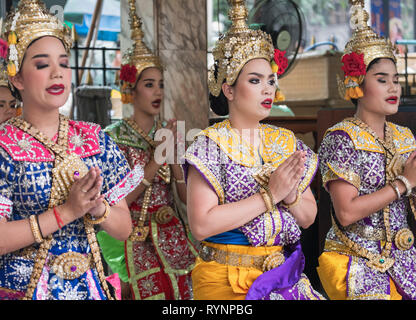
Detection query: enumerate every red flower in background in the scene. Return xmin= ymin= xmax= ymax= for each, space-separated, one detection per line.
xmin=273 ymin=49 xmax=288 ymax=76
xmin=0 ymin=38 xmax=8 ymax=60
xmin=120 ymin=64 xmax=137 ymax=84
xmin=341 ymin=52 xmax=366 ymax=77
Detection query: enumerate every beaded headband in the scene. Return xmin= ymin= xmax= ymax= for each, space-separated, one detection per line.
xmin=338 ymin=0 xmax=397 ymax=100
xmin=3 ymin=0 xmax=72 ymax=77
xmin=120 ymin=0 xmax=163 ymax=104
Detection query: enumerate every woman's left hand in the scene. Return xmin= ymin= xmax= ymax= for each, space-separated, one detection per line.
xmin=75 ymin=166 xmax=105 ymax=218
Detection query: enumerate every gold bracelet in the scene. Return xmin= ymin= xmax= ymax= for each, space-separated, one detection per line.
xmin=259 ymin=187 xmax=273 ymax=212
xmin=29 ymin=215 xmax=44 ymax=243
xmin=389 ymin=181 xmax=401 ymax=200
xmin=282 ymin=190 xmax=301 ymax=209
xmin=85 ymin=199 xmax=110 ymax=225
xmin=173 ymin=177 xmax=186 ymax=184
xmin=141 ymin=178 xmax=151 ymax=187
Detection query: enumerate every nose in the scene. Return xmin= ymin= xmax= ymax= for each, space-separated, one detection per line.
xmin=50 ymin=62 xmax=63 ymax=79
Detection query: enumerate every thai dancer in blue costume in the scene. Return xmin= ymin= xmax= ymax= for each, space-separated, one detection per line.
xmin=0 ymin=0 xmax=143 ymax=300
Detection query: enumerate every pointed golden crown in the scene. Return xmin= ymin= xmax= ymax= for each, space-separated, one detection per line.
xmin=344 ymin=0 xmax=397 ymax=67
xmin=123 ymin=0 xmax=163 ymax=78
xmin=3 ymin=0 xmax=72 ymax=76
xmin=208 ymin=0 xmax=274 ymax=97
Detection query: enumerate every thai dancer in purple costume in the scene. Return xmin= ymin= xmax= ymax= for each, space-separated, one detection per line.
xmin=317 ymin=0 xmax=416 ymax=300
xmin=0 ymin=0 xmax=143 ymax=300
xmin=183 ymin=0 xmax=324 ymax=300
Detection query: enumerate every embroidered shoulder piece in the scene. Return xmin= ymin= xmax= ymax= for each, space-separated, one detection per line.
xmin=0 ymin=119 xmax=101 ymax=162
xmin=325 ymin=119 xmax=416 ymax=154
xmin=197 ymin=119 xmax=296 ymax=168
xmin=104 ymin=119 xmax=150 ymax=150
xmin=68 ymin=120 xmax=101 ymax=157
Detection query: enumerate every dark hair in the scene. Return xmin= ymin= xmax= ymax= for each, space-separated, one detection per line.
xmin=209 ymin=63 xmax=232 ymax=116
xmin=350 ymin=57 xmax=395 ymax=107
xmin=209 ymin=90 xmax=229 ymax=116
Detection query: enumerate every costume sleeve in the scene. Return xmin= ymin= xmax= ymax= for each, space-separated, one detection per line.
xmin=318 ymin=130 xmax=361 ymax=192
xmin=296 ymin=138 xmax=319 ymax=194
xmin=0 ymin=147 xmax=14 ymax=221
xmin=96 ymin=130 xmax=144 ymax=205
xmin=182 ymin=135 xmax=226 ymax=204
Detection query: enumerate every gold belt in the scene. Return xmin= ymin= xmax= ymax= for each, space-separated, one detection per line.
xmin=199 ymin=244 xmax=285 ymax=272
xmin=47 ymin=252 xmax=93 ymax=280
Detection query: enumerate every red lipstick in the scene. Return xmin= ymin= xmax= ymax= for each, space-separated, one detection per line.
xmin=261 ymin=98 xmax=273 ymax=109
xmin=386 ymin=96 xmax=398 ymax=104
xmin=46 ymin=84 xmax=65 ymax=95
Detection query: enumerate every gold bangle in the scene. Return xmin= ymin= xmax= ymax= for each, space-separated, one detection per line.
xmin=141 ymin=178 xmax=151 ymax=187
xmin=173 ymin=177 xmax=186 ymax=184
xmin=29 ymin=215 xmax=44 ymax=243
xmin=259 ymin=187 xmax=273 ymax=212
xmin=282 ymin=190 xmax=301 ymax=209
xmin=85 ymin=199 xmax=110 ymax=225
xmin=389 ymin=181 xmax=401 ymax=200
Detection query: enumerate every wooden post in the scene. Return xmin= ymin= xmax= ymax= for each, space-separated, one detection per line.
xmin=78 ymin=0 xmax=103 ymax=82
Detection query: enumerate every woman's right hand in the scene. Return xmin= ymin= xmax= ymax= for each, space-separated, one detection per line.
xmin=268 ymin=151 xmax=306 ymax=203
xmin=60 ymin=167 xmax=104 ymax=221
xmin=402 ymin=151 xmax=416 ymax=188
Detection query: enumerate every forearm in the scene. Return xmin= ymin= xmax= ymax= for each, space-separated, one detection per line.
xmin=171 ymin=164 xmax=186 ymax=203
xmin=0 ymin=206 xmax=76 ymax=255
xmin=98 ymin=200 xmax=132 ymax=241
xmin=189 ymin=192 xmax=268 ymax=241
xmin=125 ymin=158 xmax=160 ymax=206
xmin=332 ymin=183 xmax=404 ymax=227
xmin=284 ymin=196 xmax=317 ymax=229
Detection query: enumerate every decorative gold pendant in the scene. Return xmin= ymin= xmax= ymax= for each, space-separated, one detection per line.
xmin=262 ymin=251 xmax=285 ymax=272
xmin=395 ymin=228 xmax=414 ymax=251
xmin=157 ymin=164 xmax=171 ymax=184
xmin=52 ymin=153 xmax=89 ymax=196
xmin=366 ymin=256 xmax=395 ymax=273
xmin=386 ymin=153 xmax=405 ymax=178
xmin=154 ymin=206 xmax=174 ymax=224
xmin=129 ymin=226 xmax=149 ymax=242
xmin=50 ymin=252 xmax=91 ymax=280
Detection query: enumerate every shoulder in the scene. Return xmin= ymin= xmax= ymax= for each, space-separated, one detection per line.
xmin=387 ymin=122 xmax=416 ymax=154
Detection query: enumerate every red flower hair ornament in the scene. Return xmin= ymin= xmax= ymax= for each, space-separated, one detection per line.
xmin=340 ymin=52 xmax=366 ymax=100
xmin=271 ymin=49 xmax=288 ymax=102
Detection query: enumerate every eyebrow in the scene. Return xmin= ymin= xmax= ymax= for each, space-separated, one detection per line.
xmin=373 ymin=72 xmax=399 ymax=77
xmin=248 ymin=72 xmax=275 ymax=78
xmin=31 ymin=54 xmax=68 ymax=59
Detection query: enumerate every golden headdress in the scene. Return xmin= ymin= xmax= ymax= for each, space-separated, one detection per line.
xmin=120 ymin=0 xmax=163 ymax=104
xmin=208 ymin=0 xmax=278 ymax=98
xmin=339 ymin=0 xmax=398 ymax=100
xmin=3 ymin=0 xmax=72 ymax=77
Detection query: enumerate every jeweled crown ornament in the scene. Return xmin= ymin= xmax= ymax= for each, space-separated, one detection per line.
xmin=3 ymin=0 xmax=72 ymax=77
xmin=208 ymin=0 xmax=275 ymax=97
xmin=120 ymin=0 xmax=163 ymax=104
xmin=338 ymin=0 xmax=397 ymax=100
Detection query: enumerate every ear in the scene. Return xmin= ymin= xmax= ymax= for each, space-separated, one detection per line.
xmin=9 ymin=73 xmax=24 ymax=91
xmin=221 ymin=82 xmax=234 ymax=101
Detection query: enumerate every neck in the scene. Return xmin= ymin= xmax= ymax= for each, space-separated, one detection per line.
xmin=132 ymin=109 xmax=156 ymax=134
xmin=22 ymin=106 xmax=60 ymax=140
xmin=355 ymin=107 xmax=386 ymax=139
xmin=228 ymin=113 xmax=261 ymax=148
